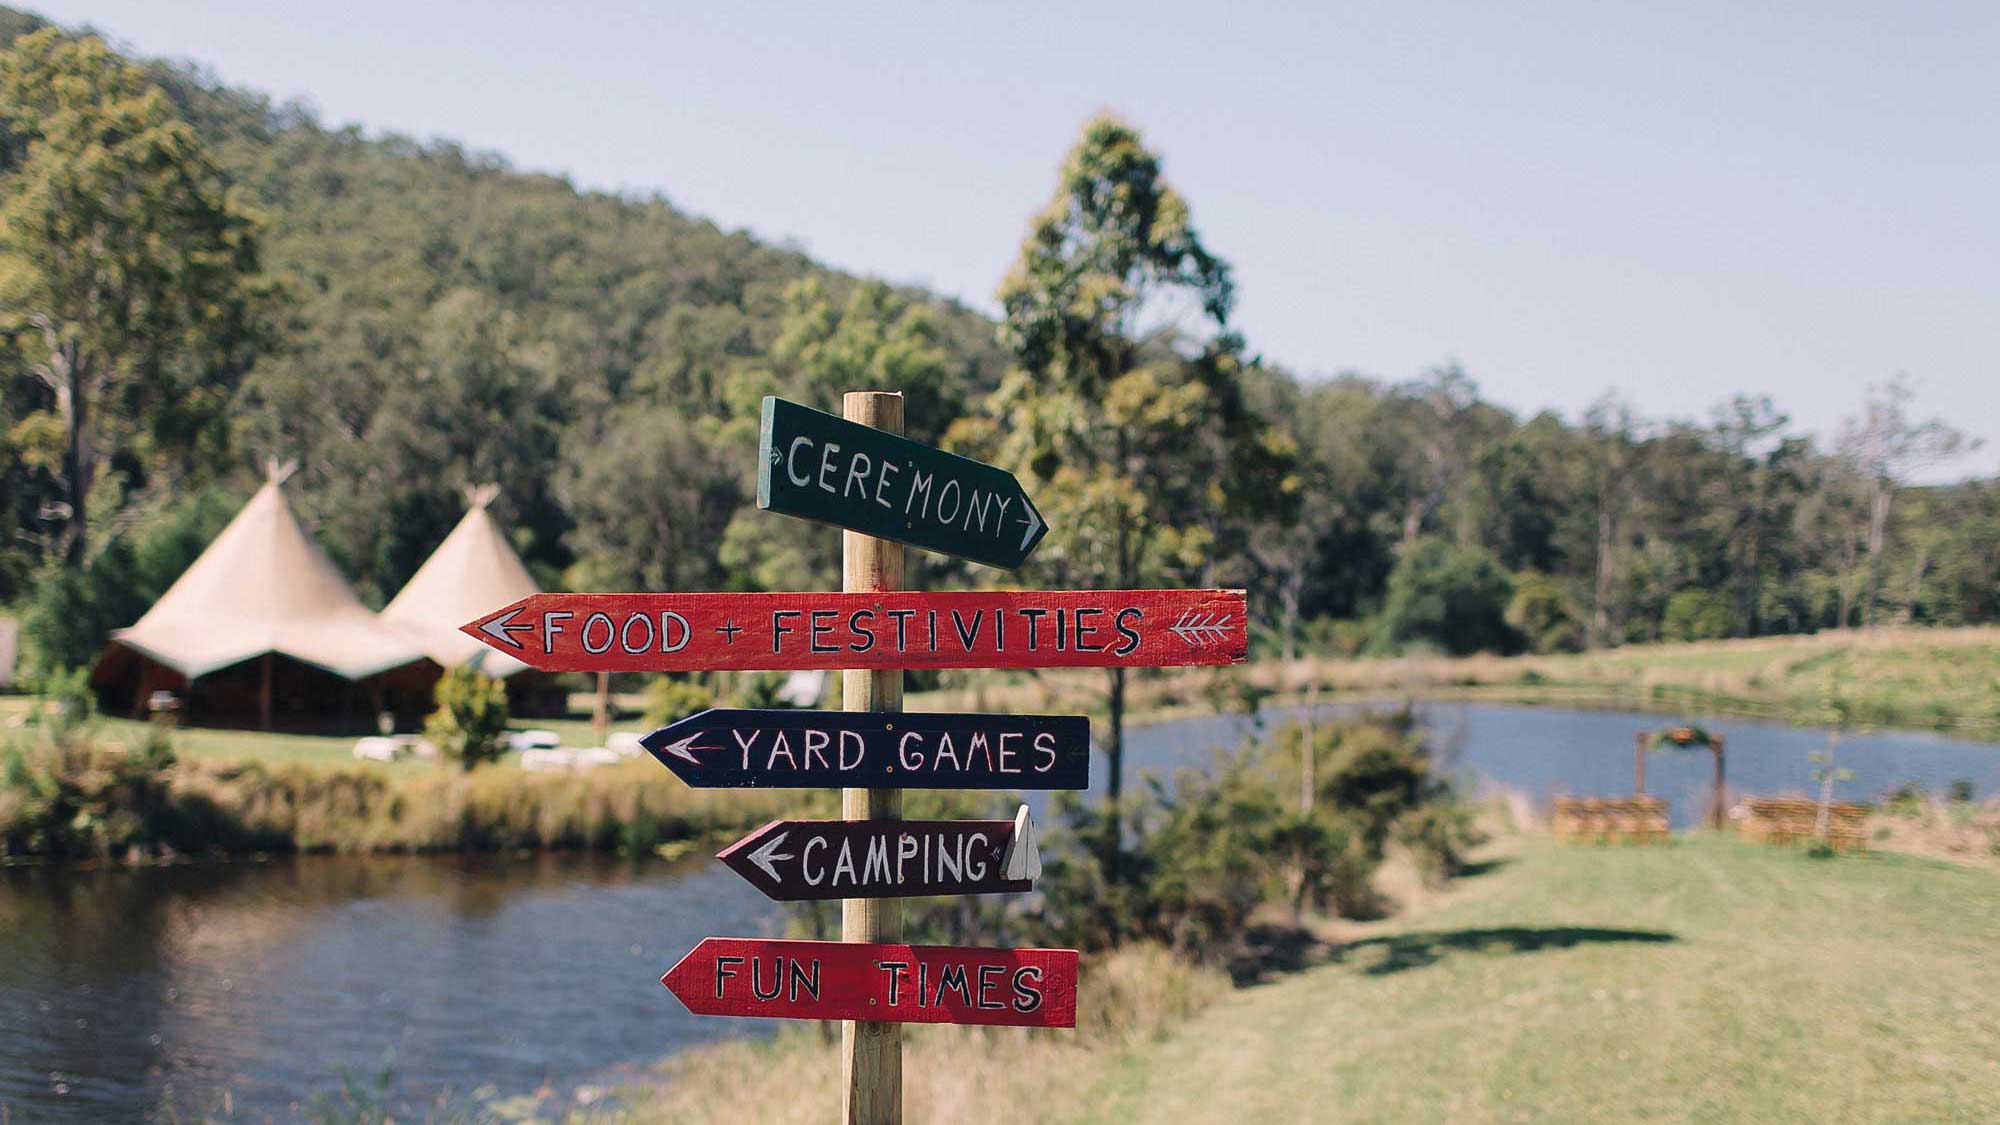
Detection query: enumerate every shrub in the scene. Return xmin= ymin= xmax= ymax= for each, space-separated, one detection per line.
xmin=1315 ymin=618 xmax=1373 ymax=657
xmin=1030 ymin=711 xmax=1466 ymax=960
xmin=728 ymin=670 xmax=797 ymax=709
xmin=38 ymin=665 xmax=97 ymax=746
xmin=1373 ymin=538 xmax=1519 ymax=656
xmin=1505 ymin=571 xmax=1583 ymax=653
xmin=644 ymin=677 xmax=716 ymax=727
xmin=425 ymin=666 xmax=511 ymax=771
xmin=1661 ymin=589 xmax=1739 ymax=642
xmin=1397 ymin=799 xmax=1482 ymax=883
xmin=1269 ymin=809 xmax=1375 ymax=919
xmin=0 ymin=733 xmax=186 ymax=858
xmin=18 ymin=490 xmax=239 ymax=674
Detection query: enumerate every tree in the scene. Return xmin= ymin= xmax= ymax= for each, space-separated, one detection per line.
xmin=775 ymin=278 xmax=961 ymax=444
xmin=563 ymin=407 xmax=740 ymax=594
xmin=425 ymin=665 xmax=511 ymax=771
xmin=1382 ymin=364 xmax=1491 ymax=549
xmin=1506 ymin=570 xmax=1582 ymax=653
xmin=977 ymin=115 xmax=1294 ymax=870
xmin=1373 ymin=538 xmax=1518 ymax=655
xmin=1578 ymin=396 xmax=1640 ymax=648
xmin=717 ymin=276 xmax=964 ymax=593
xmin=1837 ymin=376 xmax=1975 ymax=628
xmin=0 ymin=30 xmax=268 ymax=565
xmin=1706 ymin=395 xmax=1803 ymax=636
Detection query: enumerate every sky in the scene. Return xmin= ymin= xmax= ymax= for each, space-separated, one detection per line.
xmin=26 ymin=0 xmax=1998 ymax=479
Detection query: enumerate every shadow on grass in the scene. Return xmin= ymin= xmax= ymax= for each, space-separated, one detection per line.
xmin=1230 ymin=923 xmax=1335 ymax=985
xmin=1454 ymin=857 xmax=1512 ymax=879
xmin=1338 ymin=926 xmax=1678 ymax=976
xmin=1228 ymin=922 xmax=1677 ymax=986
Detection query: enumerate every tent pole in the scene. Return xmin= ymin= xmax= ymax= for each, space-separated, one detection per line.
xmin=260 ymin=653 xmax=274 ymax=731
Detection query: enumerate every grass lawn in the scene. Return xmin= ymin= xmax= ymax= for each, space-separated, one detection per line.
xmin=913 ymin=625 xmax=2000 ymax=738
xmin=0 ymin=691 xmax=657 ymax=775
xmin=1072 ymin=837 xmax=2000 ymax=1123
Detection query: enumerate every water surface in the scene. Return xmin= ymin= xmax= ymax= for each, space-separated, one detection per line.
xmin=3 ymin=703 xmax=1994 ymax=1120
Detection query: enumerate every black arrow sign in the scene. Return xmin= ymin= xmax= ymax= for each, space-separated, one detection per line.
xmin=640 ymin=709 xmax=1090 ymax=790
xmin=718 ymin=807 xmax=1040 ymax=902
xmin=757 ymin=396 xmax=1048 ymax=570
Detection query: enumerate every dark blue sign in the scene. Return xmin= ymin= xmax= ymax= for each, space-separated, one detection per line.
xmin=641 ymin=709 xmax=1090 ymax=790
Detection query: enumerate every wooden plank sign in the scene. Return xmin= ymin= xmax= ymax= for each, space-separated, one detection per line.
xmin=718 ymin=806 xmax=1041 ymax=901
xmin=641 ymin=709 xmax=1090 ymax=790
xmin=662 ymin=938 xmax=1078 ymax=1028
xmin=758 ymin=396 xmax=1047 ymax=570
xmin=461 ymin=589 xmax=1247 ymax=673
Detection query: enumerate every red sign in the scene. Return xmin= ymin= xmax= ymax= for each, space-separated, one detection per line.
xmin=462 ymin=589 xmax=1246 ymax=673
xmin=662 ymin=937 xmax=1078 ymax=1028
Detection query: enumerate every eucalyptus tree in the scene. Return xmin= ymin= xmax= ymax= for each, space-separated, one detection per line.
xmin=1837 ymin=376 xmax=1974 ymax=627
xmin=972 ymin=115 xmax=1296 ymax=866
xmin=0 ymin=30 xmax=269 ymax=565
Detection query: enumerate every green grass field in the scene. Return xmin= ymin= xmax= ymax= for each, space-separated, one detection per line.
xmin=1070 ymin=838 xmax=2000 ymax=1122
xmin=916 ymin=625 xmax=2000 ymax=738
xmin=623 ymin=837 xmax=2000 ymax=1124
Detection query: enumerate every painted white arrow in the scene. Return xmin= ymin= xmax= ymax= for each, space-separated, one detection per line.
xmin=656 ymin=734 xmax=706 ymax=766
xmin=1002 ymin=804 xmax=1040 ymax=882
xmin=1168 ymin=611 xmax=1235 ymax=647
xmin=1017 ymin=498 xmax=1045 ymax=553
xmin=747 ymin=830 xmax=793 ymax=884
xmin=478 ymin=606 xmax=533 ymax=649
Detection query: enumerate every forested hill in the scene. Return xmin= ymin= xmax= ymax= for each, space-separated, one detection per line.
xmin=3 ymin=8 xmax=1995 ymax=677
xmin=0 ymin=5 xmax=1006 ymax=607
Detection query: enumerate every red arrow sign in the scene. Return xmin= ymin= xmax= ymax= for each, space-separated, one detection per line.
xmin=662 ymin=938 xmax=1078 ymax=1028
xmin=461 ymin=589 xmax=1246 ymax=673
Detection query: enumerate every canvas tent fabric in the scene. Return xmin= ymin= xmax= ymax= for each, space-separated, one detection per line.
xmin=106 ymin=474 xmax=427 ymax=681
xmin=381 ymin=485 xmax=539 ymax=678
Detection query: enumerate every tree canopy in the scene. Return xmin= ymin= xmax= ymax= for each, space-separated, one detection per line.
xmin=0 ymin=11 xmax=1993 ymax=686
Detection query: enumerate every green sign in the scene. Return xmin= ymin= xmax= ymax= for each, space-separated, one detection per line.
xmin=757 ymin=396 xmax=1047 ymax=570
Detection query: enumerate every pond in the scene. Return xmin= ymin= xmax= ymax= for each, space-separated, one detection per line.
xmin=3 ymin=703 xmax=1995 ymax=1120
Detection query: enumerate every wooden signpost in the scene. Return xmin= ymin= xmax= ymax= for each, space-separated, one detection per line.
xmin=663 ymin=938 xmax=1079 ymax=1028
xmin=718 ymin=806 xmax=1040 ymax=901
xmin=758 ymin=396 xmax=1047 ymax=570
xmin=467 ymin=389 xmax=1249 ymax=1124
xmin=641 ymin=709 xmax=1091 ymax=790
xmin=461 ymin=588 xmax=1247 ymax=673
xmin=836 ymin=392 xmax=905 ymax=1123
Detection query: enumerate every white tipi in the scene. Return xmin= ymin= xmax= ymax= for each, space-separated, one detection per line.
xmin=92 ymin=461 xmax=431 ymax=725
xmin=381 ymin=484 xmax=540 ymax=679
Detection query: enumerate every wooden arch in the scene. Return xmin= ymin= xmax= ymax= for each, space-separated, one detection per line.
xmin=1635 ymin=727 xmax=1727 ymax=828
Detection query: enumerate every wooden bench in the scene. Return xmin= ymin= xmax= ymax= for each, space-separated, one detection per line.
xmin=1552 ymin=796 xmax=1670 ymax=844
xmin=1733 ymin=796 xmax=1869 ymax=851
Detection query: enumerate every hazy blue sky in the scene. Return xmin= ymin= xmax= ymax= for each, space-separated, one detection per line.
xmin=28 ymin=1 xmax=1997 ymax=478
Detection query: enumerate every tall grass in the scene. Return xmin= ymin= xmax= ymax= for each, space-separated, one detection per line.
xmin=0 ymin=738 xmax=819 ymax=859
xmin=614 ymin=944 xmax=1227 ymax=1125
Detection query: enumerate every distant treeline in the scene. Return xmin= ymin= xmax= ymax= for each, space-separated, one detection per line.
xmin=1 ymin=6 xmax=1993 ymax=679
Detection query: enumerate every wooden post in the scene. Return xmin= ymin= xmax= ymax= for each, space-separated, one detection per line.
xmin=1633 ymin=731 xmax=1647 ymax=796
xmin=1711 ymin=735 xmax=1727 ymax=829
xmin=841 ymin=391 xmax=904 ymax=1125
xmin=592 ymin=671 xmax=611 ymax=745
